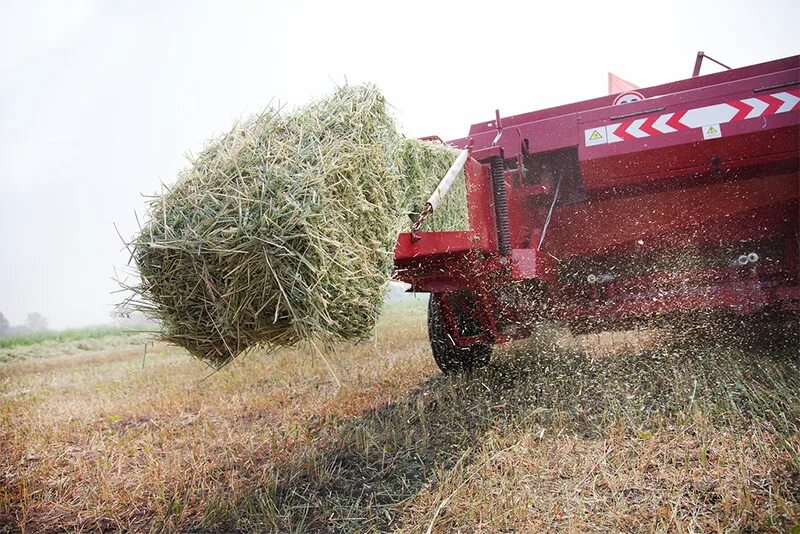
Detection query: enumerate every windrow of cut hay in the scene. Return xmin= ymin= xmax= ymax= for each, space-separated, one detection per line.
xmin=125 ymin=85 xmax=466 ymax=365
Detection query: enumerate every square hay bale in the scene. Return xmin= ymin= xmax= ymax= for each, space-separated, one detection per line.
xmin=124 ymin=85 xmax=467 ymax=365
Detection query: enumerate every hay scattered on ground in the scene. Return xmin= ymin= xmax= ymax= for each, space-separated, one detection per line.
xmin=123 ymin=85 xmax=467 ymax=365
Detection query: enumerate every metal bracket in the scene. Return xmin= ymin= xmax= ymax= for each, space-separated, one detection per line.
xmin=692 ymin=51 xmax=732 ymax=77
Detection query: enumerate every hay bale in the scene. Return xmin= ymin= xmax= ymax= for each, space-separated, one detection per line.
xmin=125 ymin=85 xmax=467 ymax=365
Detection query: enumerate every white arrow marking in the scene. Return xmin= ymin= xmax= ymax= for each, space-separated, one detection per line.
xmin=773 ymin=92 xmax=800 ymax=113
xmin=606 ymin=123 xmax=623 ymax=143
xmin=626 ymin=118 xmax=649 ymax=138
xmin=740 ymin=97 xmax=769 ymax=119
xmin=652 ymin=113 xmax=677 ymax=133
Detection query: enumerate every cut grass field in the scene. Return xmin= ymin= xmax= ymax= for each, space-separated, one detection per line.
xmin=1 ymin=300 xmax=798 ymax=532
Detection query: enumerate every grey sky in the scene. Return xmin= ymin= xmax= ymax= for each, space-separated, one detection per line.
xmin=1 ymin=0 xmax=798 ymax=329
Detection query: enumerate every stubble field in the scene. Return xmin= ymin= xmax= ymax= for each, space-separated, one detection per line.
xmin=1 ymin=301 xmax=798 ymax=533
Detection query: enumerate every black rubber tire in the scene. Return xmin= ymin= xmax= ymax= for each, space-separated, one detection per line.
xmin=428 ymin=293 xmax=492 ymax=374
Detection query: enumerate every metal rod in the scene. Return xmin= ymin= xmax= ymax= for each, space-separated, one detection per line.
xmin=537 ymin=174 xmax=562 ymax=250
xmin=426 ymin=148 xmax=469 ymax=212
xmin=692 ymin=51 xmax=705 ymax=77
xmin=410 ymin=147 xmax=469 ymax=238
xmin=704 ymin=54 xmax=732 ymax=71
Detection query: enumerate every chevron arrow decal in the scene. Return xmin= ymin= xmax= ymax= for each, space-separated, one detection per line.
xmin=587 ymin=89 xmax=799 ymax=146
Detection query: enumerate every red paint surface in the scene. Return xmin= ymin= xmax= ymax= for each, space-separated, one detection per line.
xmin=394 ymin=54 xmax=800 ymax=346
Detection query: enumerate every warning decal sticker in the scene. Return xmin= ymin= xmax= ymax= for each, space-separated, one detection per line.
xmin=702 ymin=124 xmax=721 ymax=140
xmin=584 ymin=126 xmax=607 ymax=146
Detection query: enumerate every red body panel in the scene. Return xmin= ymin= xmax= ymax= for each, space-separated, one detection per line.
xmin=545 ymin=172 xmax=799 ymax=259
xmin=394 ymin=55 xmax=800 ymax=346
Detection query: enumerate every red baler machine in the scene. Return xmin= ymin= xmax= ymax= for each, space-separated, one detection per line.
xmin=393 ymin=53 xmax=800 ymax=372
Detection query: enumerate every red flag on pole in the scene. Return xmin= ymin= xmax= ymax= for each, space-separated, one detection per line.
xmin=608 ymin=73 xmax=639 ymax=94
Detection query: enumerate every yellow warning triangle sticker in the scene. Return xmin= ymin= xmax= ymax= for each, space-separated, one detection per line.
xmin=589 ymin=130 xmax=602 ymax=140
xmin=706 ymin=125 xmax=718 ymax=134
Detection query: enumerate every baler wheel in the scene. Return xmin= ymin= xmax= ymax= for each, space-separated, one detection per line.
xmin=427 ymin=294 xmax=492 ymax=374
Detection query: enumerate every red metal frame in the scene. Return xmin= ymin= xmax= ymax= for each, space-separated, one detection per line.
xmin=394 ymin=54 xmax=800 ymax=346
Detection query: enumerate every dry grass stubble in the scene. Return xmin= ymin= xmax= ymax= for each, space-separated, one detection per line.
xmin=1 ymin=306 xmax=798 ymax=532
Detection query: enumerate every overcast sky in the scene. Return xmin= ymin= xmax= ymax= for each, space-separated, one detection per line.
xmin=1 ymin=0 xmax=798 ymax=329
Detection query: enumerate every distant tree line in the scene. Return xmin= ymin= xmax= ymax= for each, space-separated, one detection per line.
xmin=0 ymin=310 xmax=158 ymax=338
xmin=0 ymin=311 xmax=49 ymax=337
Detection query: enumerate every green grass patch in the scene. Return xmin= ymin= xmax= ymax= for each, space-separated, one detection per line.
xmin=0 ymin=326 xmax=151 ymax=349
